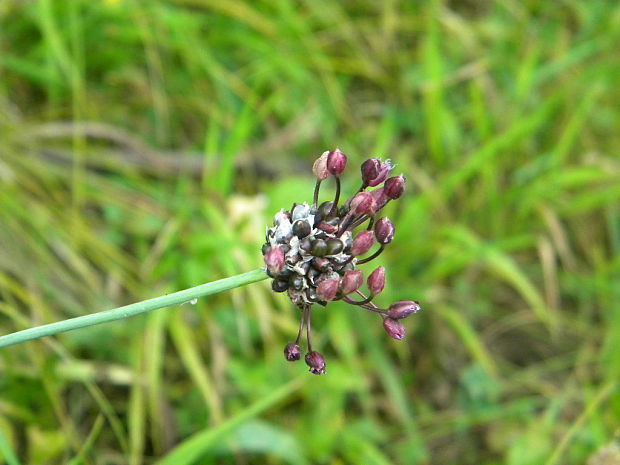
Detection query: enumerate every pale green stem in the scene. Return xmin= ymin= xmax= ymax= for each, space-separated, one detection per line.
xmin=0 ymin=268 xmax=268 ymax=349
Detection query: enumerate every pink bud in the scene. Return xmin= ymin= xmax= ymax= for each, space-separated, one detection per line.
xmin=317 ymin=221 xmax=338 ymax=234
xmin=312 ymin=151 xmax=330 ymax=180
xmin=284 ymin=342 xmax=301 ymax=361
xmin=383 ymin=318 xmax=406 ymax=340
xmin=367 ymin=266 xmax=385 ymax=295
xmin=374 ymin=217 xmax=395 ymax=244
xmin=317 ymin=278 xmax=340 ymax=301
xmin=384 ymin=175 xmax=406 ymax=199
xmin=387 ymin=300 xmax=420 ymax=319
xmin=349 ymin=191 xmax=377 ymax=215
xmin=263 ymin=246 xmax=285 ymax=274
xmin=370 ymin=187 xmax=389 ymax=211
xmin=351 ymin=230 xmax=375 ymax=256
xmin=305 ymin=350 xmax=327 ymax=375
xmin=341 ymin=269 xmax=363 ymax=295
xmin=327 ymin=149 xmax=347 ymax=176
xmin=361 ymin=158 xmax=393 ymax=187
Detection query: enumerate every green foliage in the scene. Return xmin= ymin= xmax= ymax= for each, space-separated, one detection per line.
xmin=1 ymin=0 xmax=620 ymax=464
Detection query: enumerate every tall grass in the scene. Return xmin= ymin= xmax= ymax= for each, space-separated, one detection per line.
xmin=1 ymin=1 xmax=619 ymax=464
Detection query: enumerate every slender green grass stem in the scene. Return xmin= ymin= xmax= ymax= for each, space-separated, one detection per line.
xmin=0 ymin=268 xmax=268 ymax=349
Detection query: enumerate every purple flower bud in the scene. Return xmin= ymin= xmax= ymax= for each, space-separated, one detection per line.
xmin=367 ymin=266 xmax=385 ymax=295
xmin=384 ymin=175 xmax=406 ymax=199
xmin=264 ymin=246 xmax=285 ymax=274
xmin=374 ymin=217 xmax=395 ymax=244
xmin=317 ymin=221 xmax=338 ymax=234
xmin=305 ymin=350 xmax=327 ymax=375
xmin=361 ymin=158 xmax=393 ymax=187
xmin=317 ymin=278 xmax=340 ymax=301
xmin=370 ymin=187 xmax=389 ymax=211
xmin=387 ymin=300 xmax=420 ymax=319
xmin=383 ymin=318 xmax=406 ymax=340
xmin=351 ymin=230 xmax=375 ymax=256
xmin=312 ymin=151 xmax=330 ymax=180
xmin=349 ymin=191 xmax=377 ymax=216
xmin=341 ymin=269 xmax=363 ymax=295
xmin=327 ymin=149 xmax=347 ymax=176
xmin=284 ymin=342 xmax=301 ymax=361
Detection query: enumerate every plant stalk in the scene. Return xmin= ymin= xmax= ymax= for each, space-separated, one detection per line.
xmin=0 ymin=268 xmax=268 ymax=349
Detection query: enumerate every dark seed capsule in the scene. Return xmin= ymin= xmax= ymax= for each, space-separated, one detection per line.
xmin=262 ymin=243 xmax=271 ymax=255
xmin=307 ymin=268 xmax=320 ymax=283
xmin=280 ymin=244 xmax=291 ymax=254
xmin=326 ymin=239 xmax=344 ymax=255
xmin=290 ymin=275 xmax=304 ymax=290
xmin=272 ymin=279 xmax=289 ymax=292
xmin=293 ymin=220 xmax=311 ymax=238
xmin=306 ymin=287 xmax=318 ymax=302
xmin=311 ymin=239 xmax=328 ymax=257
xmin=298 ymin=261 xmax=311 ymax=275
xmin=300 ymin=237 xmax=313 ymax=252
xmin=317 ymin=201 xmax=335 ymax=219
xmin=286 ymin=255 xmax=300 ymax=266
xmin=278 ymin=267 xmax=293 ymax=278
xmin=312 ymin=257 xmax=330 ymax=271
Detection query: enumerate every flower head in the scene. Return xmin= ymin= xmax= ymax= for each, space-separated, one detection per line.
xmin=262 ymin=150 xmax=420 ymax=374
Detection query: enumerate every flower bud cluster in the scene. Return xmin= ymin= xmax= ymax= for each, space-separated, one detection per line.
xmin=263 ymin=149 xmax=419 ymax=374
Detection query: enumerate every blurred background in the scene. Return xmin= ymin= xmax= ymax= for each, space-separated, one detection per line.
xmin=1 ymin=0 xmax=619 ymax=464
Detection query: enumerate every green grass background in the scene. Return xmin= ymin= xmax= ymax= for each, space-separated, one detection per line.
xmin=1 ymin=0 xmax=619 ymax=464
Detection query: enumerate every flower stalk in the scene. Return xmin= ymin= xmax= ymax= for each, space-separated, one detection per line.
xmin=0 ymin=268 xmax=268 ymax=349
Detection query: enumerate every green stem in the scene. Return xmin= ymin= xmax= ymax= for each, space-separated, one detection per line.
xmin=0 ymin=268 xmax=268 ymax=349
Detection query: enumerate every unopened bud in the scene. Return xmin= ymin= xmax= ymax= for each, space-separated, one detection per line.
xmin=383 ymin=318 xmax=406 ymax=340
xmin=374 ymin=217 xmax=395 ymax=244
xmin=317 ymin=278 xmax=340 ymax=301
xmin=341 ymin=269 xmax=363 ymax=295
xmin=305 ymin=350 xmax=327 ymax=375
xmin=351 ymin=230 xmax=375 ymax=256
xmin=349 ymin=191 xmax=377 ymax=215
xmin=384 ymin=175 xmax=406 ymax=199
xmin=284 ymin=342 xmax=301 ymax=361
xmin=367 ymin=266 xmax=385 ymax=295
xmin=312 ymin=151 xmax=330 ymax=180
xmin=327 ymin=149 xmax=347 ymax=176
xmin=387 ymin=300 xmax=420 ymax=319
xmin=264 ymin=246 xmax=285 ymax=274
xmin=361 ymin=158 xmax=393 ymax=187
xmin=317 ymin=221 xmax=338 ymax=234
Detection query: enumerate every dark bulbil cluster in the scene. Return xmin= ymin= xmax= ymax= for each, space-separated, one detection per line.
xmin=262 ymin=149 xmax=421 ymax=375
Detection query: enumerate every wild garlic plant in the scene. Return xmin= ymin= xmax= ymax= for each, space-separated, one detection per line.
xmin=262 ymin=149 xmax=421 ymax=375
xmin=0 ymin=149 xmax=420 ymax=378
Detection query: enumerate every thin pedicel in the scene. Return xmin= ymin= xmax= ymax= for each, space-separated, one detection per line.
xmin=263 ymin=149 xmax=421 ymax=375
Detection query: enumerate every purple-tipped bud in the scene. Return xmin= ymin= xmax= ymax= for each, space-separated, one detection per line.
xmin=351 ymin=230 xmax=375 ymax=256
xmin=317 ymin=221 xmax=338 ymax=234
xmin=312 ymin=151 xmax=330 ymax=180
xmin=387 ymin=300 xmax=421 ymax=319
xmin=284 ymin=342 xmax=301 ymax=361
xmin=341 ymin=269 xmax=363 ymax=295
xmin=367 ymin=266 xmax=386 ymax=295
xmin=374 ymin=217 xmax=395 ymax=244
xmin=327 ymin=149 xmax=347 ymax=176
xmin=361 ymin=158 xmax=393 ymax=187
xmin=384 ymin=175 xmax=406 ymax=199
xmin=264 ymin=246 xmax=285 ymax=274
xmin=349 ymin=191 xmax=377 ymax=216
xmin=383 ymin=318 xmax=406 ymax=340
xmin=305 ymin=350 xmax=327 ymax=375
xmin=317 ymin=278 xmax=340 ymax=301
